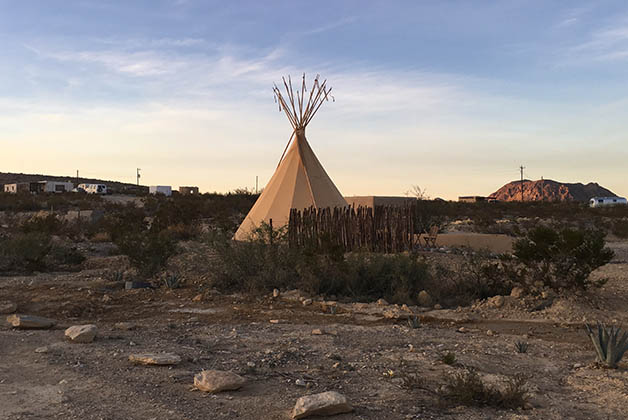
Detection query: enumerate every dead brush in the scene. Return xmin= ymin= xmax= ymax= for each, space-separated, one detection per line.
xmin=440 ymin=369 xmax=528 ymax=409
xmin=407 ymin=315 xmax=421 ymax=329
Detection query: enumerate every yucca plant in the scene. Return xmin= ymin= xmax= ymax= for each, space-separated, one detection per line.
xmin=407 ymin=315 xmax=421 ymax=329
xmin=163 ymin=273 xmax=182 ymax=289
xmin=585 ymin=322 xmax=628 ymax=368
xmin=514 ymin=341 xmax=528 ymax=354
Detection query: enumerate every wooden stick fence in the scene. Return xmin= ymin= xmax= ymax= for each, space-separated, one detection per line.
xmin=288 ymin=205 xmax=417 ymax=253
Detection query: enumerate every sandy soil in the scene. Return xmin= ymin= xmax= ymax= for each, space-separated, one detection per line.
xmin=1 ymin=241 xmax=627 ymax=419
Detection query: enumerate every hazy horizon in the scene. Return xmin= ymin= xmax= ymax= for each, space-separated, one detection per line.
xmin=2 ymin=1 xmax=628 ymax=199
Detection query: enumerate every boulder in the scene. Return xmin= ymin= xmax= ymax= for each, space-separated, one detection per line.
xmin=510 ymin=287 xmax=525 ymax=298
xmin=129 ymin=353 xmax=181 ymax=365
xmin=376 ymin=298 xmax=389 ymax=306
xmin=291 ymin=391 xmax=353 ymax=419
xmin=0 ymin=301 xmax=17 ymax=314
xmin=65 ymin=324 xmax=97 ymax=343
xmin=194 ymin=370 xmax=246 ymax=393
xmin=6 ymin=314 xmax=56 ymax=329
xmin=417 ymin=290 xmax=432 ymax=307
xmin=488 ymin=295 xmax=505 ymax=308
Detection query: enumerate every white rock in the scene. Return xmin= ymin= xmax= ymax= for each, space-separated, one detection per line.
xmin=273 ymin=288 xmax=280 ymax=298
xmin=0 ymin=301 xmax=17 ymax=314
xmin=6 ymin=314 xmax=56 ymax=329
xmin=488 ymin=295 xmax=505 ymax=308
xmin=129 ymin=353 xmax=181 ymax=365
xmin=376 ymin=298 xmax=389 ymax=306
xmin=194 ymin=370 xmax=246 ymax=393
xmin=302 ymin=299 xmax=313 ymax=306
xmin=65 ymin=324 xmax=97 ymax=343
xmin=291 ymin=391 xmax=353 ymax=419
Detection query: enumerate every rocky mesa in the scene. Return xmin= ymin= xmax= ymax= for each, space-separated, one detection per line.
xmin=491 ymin=179 xmax=616 ymax=202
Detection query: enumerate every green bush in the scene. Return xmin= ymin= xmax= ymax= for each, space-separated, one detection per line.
xmin=0 ymin=232 xmax=84 ymax=273
xmin=611 ymin=219 xmax=628 ymax=238
xmin=513 ymin=226 xmax=614 ymax=290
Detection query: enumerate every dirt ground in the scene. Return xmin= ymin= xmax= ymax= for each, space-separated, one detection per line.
xmin=1 ymin=240 xmax=628 ymax=419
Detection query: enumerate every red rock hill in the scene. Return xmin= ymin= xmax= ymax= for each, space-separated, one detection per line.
xmin=491 ymin=179 xmax=616 ymax=202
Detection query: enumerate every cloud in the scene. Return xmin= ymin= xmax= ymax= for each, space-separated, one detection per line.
xmin=564 ymin=19 xmax=628 ymax=63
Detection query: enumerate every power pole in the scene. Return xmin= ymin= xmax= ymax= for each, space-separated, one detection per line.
xmin=519 ymin=165 xmax=525 ymax=202
xmin=255 ymin=176 xmax=258 ymax=194
xmin=76 ymin=170 xmax=79 ymax=186
xmin=136 ymin=168 xmax=141 ymax=186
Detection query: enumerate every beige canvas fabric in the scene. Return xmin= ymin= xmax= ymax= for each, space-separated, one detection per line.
xmin=234 ymin=130 xmax=347 ymax=240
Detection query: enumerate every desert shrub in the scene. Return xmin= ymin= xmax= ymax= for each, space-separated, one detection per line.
xmin=439 ymin=352 xmax=457 ymax=365
xmin=20 ymin=213 xmax=65 ymax=235
xmin=440 ymin=369 xmax=528 ymax=409
xmin=0 ymin=232 xmax=84 ymax=273
xmin=611 ymin=219 xmax=628 ymax=238
xmin=514 ymin=341 xmax=529 ymax=354
xmin=211 ymin=223 xmax=433 ymax=303
xmin=114 ymin=230 xmax=177 ymax=278
xmin=513 ymin=226 xmax=614 ymax=290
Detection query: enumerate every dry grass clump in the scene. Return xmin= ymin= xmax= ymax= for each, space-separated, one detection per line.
xmin=440 ymin=369 xmax=528 ymax=409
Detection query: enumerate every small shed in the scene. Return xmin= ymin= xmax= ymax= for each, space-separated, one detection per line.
xmin=179 ymin=186 xmax=199 ymax=195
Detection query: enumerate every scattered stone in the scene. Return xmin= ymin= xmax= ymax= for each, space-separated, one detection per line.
xmin=65 ymin=324 xmax=97 ymax=343
xmin=433 ymin=304 xmax=442 ymax=310
xmin=246 ymin=361 xmax=256 ymax=368
xmin=273 ymin=288 xmax=280 ymax=298
xmin=102 ymin=294 xmax=112 ymax=303
xmin=114 ymin=322 xmax=136 ymax=331
xmin=194 ymin=370 xmax=246 ymax=393
xmin=129 ymin=353 xmax=181 ymax=366
xmin=291 ymin=391 xmax=353 ymax=419
xmin=401 ymin=304 xmax=412 ymax=313
xmin=0 ymin=301 xmax=18 ymax=314
xmin=376 ymin=298 xmax=389 ymax=306
xmin=457 ymin=327 xmax=467 ymax=333
xmin=486 ymin=329 xmax=495 ymax=336
xmin=302 ymin=299 xmax=313 ymax=306
xmin=269 ymin=319 xmax=280 ymax=324
xmin=573 ymin=363 xmax=583 ymax=369
xmin=510 ymin=287 xmax=525 ymax=298
xmin=417 ymin=290 xmax=432 ymax=307
xmin=295 ymin=379 xmax=307 ymax=387
xmin=311 ymin=329 xmax=324 ymax=335
xmin=281 ymin=289 xmax=303 ymax=302
xmin=488 ymin=295 xmax=505 ymax=308
xmin=35 ymin=346 xmax=49 ymax=353
xmin=192 ymin=294 xmax=202 ymax=302
xmin=6 ymin=314 xmax=56 ymax=329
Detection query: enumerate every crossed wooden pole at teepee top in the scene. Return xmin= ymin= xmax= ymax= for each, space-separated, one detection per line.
xmin=274 ymin=74 xmax=334 ymax=167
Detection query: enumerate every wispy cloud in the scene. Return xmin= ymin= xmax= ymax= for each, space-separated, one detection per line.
xmin=564 ymin=19 xmax=628 ymax=62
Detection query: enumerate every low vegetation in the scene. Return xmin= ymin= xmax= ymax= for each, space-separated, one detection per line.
xmin=585 ymin=323 xmax=628 ymax=368
xmin=440 ymin=369 xmax=528 ymax=409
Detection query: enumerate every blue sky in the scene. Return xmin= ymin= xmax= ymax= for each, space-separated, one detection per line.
xmin=1 ymin=0 xmax=628 ymax=198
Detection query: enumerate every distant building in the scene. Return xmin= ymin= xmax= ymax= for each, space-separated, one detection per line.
xmin=458 ymin=196 xmax=487 ymax=203
xmin=344 ymin=196 xmax=417 ymax=208
xmin=179 ymin=186 xmax=199 ymax=195
xmin=149 ymin=185 xmax=172 ymax=196
xmin=589 ymin=196 xmax=627 ymax=208
xmin=4 ymin=181 xmax=71 ymax=194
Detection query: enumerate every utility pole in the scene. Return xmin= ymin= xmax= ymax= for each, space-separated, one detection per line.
xmin=76 ymin=170 xmax=79 ymax=186
xmin=136 ymin=168 xmax=141 ymax=186
xmin=519 ymin=165 xmax=525 ymax=202
xmin=255 ymin=176 xmax=258 ymax=194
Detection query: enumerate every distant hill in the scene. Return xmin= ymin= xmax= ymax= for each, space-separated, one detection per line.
xmin=491 ymin=179 xmax=616 ymax=202
xmin=0 ymin=172 xmax=147 ymax=194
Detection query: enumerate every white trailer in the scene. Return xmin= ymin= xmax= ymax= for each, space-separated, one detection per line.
xmin=78 ymin=183 xmax=107 ymax=194
xmin=589 ymin=196 xmax=628 ymax=207
xmin=149 ymin=185 xmax=172 ymax=197
xmin=41 ymin=181 xmax=74 ymax=193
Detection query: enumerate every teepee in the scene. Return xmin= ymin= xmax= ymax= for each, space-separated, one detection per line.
xmin=234 ymin=74 xmax=347 ymax=241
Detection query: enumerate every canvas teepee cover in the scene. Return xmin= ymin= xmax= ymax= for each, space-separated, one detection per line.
xmin=234 ymin=75 xmax=347 ymax=241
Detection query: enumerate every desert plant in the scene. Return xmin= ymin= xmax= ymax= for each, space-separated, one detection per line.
xmin=513 ymin=226 xmax=614 ymax=291
xmin=110 ymin=270 xmax=124 ymax=282
xmin=163 ymin=272 xmax=182 ymax=289
xmin=407 ymin=315 xmax=421 ymax=329
xmin=439 ymin=352 xmax=457 ymax=365
xmin=585 ymin=322 xmax=628 ymax=368
xmin=514 ymin=341 xmax=529 ymax=354
xmin=440 ymin=369 xmax=528 ymax=409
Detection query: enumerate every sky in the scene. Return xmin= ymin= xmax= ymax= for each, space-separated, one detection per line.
xmin=1 ymin=0 xmax=628 ymax=199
